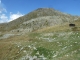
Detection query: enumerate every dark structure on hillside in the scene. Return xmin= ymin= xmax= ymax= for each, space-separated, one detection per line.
xmin=69 ymin=23 xmax=78 ymax=31
xmin=69 ymin=24 xmax=75 ymax=27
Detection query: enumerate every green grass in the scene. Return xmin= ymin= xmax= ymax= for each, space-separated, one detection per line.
xmin=0 ymin=31 xmax=80 ymax=60
xmin=27 ymin=31 xmax=80 ymax=60
xmin=31 ymin=47 xmax=53 ymax=59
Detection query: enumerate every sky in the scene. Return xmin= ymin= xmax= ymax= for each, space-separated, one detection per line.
xmin=0 ymin=0 xmax=80 ymax=23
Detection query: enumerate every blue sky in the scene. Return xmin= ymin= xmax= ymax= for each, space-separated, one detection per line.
xmin=0 ymin=0 xmax=80 ymax=23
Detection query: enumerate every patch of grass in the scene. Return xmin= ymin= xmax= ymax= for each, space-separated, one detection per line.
xmin=28 ymin=32 xmax=41 ymax=37
xmin=31 ymin=47 xmax=53 ymax=59
xmin=0 ymin=34 xmax=3 ymax=37
xmin=36 ymin=23 xmax=70 ymax=33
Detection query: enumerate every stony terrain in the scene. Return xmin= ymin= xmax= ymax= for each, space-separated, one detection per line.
xmin=0 ymin=8 xmax=80 ymax=60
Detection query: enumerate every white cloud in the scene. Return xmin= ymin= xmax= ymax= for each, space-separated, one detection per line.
xmin=0 ymin=0 xmax=1 ymax=3
xmin=0 ymin=14 xmax=8 ymax=23
xmin=0 ymin=0 xmax=7 ymax=13
xmin=0 ymin=12 xmax=24 ymax=23
xmin=9 ymin=12 xmax=23 ymax=22
xmin=0 ymin=0 xmax=23 ymax=23
xmin=0 ymin=8 xmax=7 ymax=13
xmin=0 ymin=0 xmax=8 ymax=23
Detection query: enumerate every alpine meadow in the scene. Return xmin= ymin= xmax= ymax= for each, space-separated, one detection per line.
xmin=0 ymin=8 xmax=80 ymax=60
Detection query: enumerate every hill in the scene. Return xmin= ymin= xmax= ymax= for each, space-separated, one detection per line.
xmin=0 ymin=8 xmax=80 ymax=60
xmin=0 ymin=8 xmax=79 ymax=32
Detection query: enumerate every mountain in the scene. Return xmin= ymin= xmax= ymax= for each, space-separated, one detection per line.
xmin=0 ymin=8 xmax=79 ymax=32
xmin=0 ymin=8 xmax=80 ymax=60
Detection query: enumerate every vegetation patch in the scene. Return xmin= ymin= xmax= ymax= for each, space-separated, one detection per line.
xmin=31 ymin=47 xmax=53 ymax=59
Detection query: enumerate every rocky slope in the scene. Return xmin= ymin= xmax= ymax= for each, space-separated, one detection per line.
xmin=0 ymin=8 xmax=79 ymax=32
xmin=0 ymin=8 xmax=80 ymax=60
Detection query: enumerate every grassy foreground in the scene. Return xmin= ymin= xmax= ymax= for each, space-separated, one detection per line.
xmin=0 ymin=30 xmax=80 ymax=60
xmin=0 ymin=20 xmax=80 ymax=60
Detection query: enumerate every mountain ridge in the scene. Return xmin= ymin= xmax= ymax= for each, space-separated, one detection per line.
xmin=0 ymin=8 xmax=79 ymax=32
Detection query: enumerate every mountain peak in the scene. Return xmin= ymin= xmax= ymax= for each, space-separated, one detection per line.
xmin=36 ymin=8 xmax=54 ymax=10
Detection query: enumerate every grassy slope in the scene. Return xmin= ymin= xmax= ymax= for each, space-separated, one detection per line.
xmin=0 ymin=20 xmax=80 ymax=60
